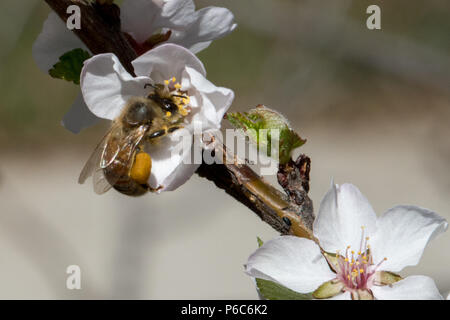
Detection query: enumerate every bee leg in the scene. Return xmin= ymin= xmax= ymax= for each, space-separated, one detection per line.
xmin=148 ymin=129 xmax=166 ymax=140
xmin=168 ymin=126 xmax=183 ymax=133
xmin=148 ymin=185 xmax=163 ymax=193
xmin=144 ymin=83 xmax=157 ymax=90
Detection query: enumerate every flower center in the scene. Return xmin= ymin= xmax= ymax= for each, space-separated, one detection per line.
xmin=153 ymin=77 xmax=191 ymax=117
xmin=334 ymin=226 xmax=387 ymax=292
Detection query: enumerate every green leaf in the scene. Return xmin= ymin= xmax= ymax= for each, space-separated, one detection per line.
xmin=226 ymin=105 xmax=306 ymax=164
xmin=256 ymin=278 xmax=313 ymax=300
xmin=256 ymin=237 xmax=264 ymax=248
xmin=49 ymin=48 xmax=91 ymax=85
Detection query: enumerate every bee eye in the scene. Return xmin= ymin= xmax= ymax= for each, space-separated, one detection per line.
xmin=161 ymin=99 xmax=178 ymax=113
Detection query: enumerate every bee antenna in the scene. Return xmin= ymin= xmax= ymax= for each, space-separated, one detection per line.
xmin=144 ymin=83 xmax=157 ymax=89
xmin=171 ymin=94 xmax=186 ymax=99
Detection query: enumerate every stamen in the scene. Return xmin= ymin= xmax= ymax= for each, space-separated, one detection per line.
xmin=333 ymin=227 xmax=389 ymax=291
xmin=359 ymin=226 xmax=365 ymax=253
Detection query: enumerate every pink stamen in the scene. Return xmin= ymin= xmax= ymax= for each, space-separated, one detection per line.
xmin=333 ymin=226 xmax=387 ymax=292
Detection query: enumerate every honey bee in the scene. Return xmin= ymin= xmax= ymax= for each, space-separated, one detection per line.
xmin=78 ymin=82 xmax=190 ymax=196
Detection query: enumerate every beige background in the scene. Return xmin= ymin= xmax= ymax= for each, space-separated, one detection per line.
xmin=0 ymin=0 xmax=449 ymax=298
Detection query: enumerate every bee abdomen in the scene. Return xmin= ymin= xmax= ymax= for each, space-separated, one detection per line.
xmin=112 ymin=179 xmax=148 ymax=196
xmin=103 ymin=152 xmax=150 ymax=197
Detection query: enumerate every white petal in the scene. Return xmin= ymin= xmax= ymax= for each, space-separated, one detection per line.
xmin=61 ymin=93 xmax=100 ymax=133
xmin=245 ymin=236 xmax=335 ymax=294
xmin=313 ymin=183 xmax=377 ymax=253
xmin=188 ymin=41 xmax=212 ymax=54
xmin=371 ymin=205 xmax=448 ymax=272
xmin=80 ymin=53 xmax=150 ymax=120
xmin=132 ymin=43 xmax=206 ymax=81
xmin=145 ymin=127 xmax=199 ymax=191
xmin=33 ymin=12 xmax=87 ymax=72
xmin=121 ymin=0 xmax=196 ymax=44
xmin=169 ymin=7 xmax=237 ymax=53
xmin=184 ymin=66 xmax=234 ymax=130
xmin=371 ymin=275 xmax=443 ymax=300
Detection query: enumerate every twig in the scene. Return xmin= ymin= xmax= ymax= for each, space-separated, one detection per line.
xmin=44 ymin=0 xmax=316 ymax=239
xmin=45 ymin=0 xmax=137 ymax=74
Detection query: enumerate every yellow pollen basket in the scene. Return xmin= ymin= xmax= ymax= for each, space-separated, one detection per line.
xmin=130 ymin=152 xmax=152 ymax=185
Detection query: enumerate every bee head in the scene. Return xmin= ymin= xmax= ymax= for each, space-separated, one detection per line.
xmin=148 ymin=93 xmax=178 ymax=113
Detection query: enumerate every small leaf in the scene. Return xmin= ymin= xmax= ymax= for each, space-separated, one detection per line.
xmin=312 ymin=279 xmax=344 ymax=299
xmin=49 ymin=48 xmax=91 ymax=85
xmin=256 ymin=278 xmax=313 ymax=300
xmin=226 ymin=105 xmax=306 ymax=164
xmin=256 ymin=237 xmax=264 ymax=248
xmin=376 ymin=271 xmax=402 ymax=285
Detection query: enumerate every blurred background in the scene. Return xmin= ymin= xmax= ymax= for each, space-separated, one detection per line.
xmin=0 ymin=0 xmax=449 ymax=299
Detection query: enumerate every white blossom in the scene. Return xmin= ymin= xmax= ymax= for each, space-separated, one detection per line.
xmin=33 ymin=0 xmax=236 ymax=133
xmin=245 ymin=183 xmax=448 ymax=300
xmin=80 ymin=43 xmax=234 ymax=191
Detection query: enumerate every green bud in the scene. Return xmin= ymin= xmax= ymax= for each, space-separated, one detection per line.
xmin=226 ymin=105 xmax=306 ymax=164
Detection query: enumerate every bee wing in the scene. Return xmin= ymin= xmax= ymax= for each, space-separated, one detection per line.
xmin=79 ymin=123 xmax=150 ymax=195
xmin=91 ymin=165 xmax=114 ymax=195
xmin=78 ymin=123 xmax=120 ymax=185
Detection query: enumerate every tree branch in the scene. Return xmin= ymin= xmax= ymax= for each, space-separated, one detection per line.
xmin=45 ymin=0 xmax=137 ymax=74
xmin=44 ymin=0 xmax=316 ymax=240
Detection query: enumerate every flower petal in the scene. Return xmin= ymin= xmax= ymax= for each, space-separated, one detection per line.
xmin=371 ymin=205 xmax=448 ymax=272
xmin=145 ymin=127 xmax=199 ymax=191
xmin=33 ymin=12 xmax=87 ymax=72
xmin=169 ymin=7 xmax=237 ymax=53
xmin=121 ymin=0 xmax=196 ymax=44
xmin=188 ymin=41 xmax=213 ymax=54
xmin=132 ymin=43 xmax=206 ymax=81
xmin=371 ymin=275 xmax=443 ymax=300
xmin=245 ymin=236 xmax=335 ymax=294
xmin=80 ymin=53 xmax=150 ymax=120
xmin=313 ymin=183 xmax=377 ymax=253
xmin=61 ymin=93 xmax=100 ymax=134
xmin=184 ymin=66 xmax=234 ymax=131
